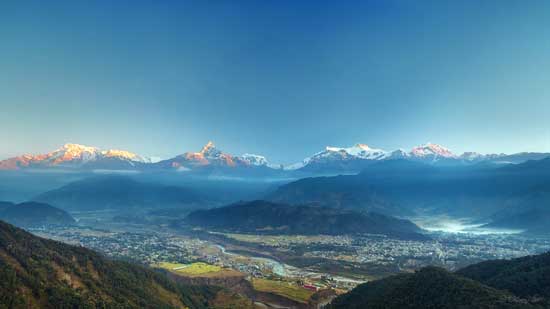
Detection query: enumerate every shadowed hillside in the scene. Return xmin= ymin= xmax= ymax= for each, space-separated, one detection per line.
xmin=330 ymin=252 xmax=550 ymax=308
xmin=185 ymin=200 xmax=426 ymax=240
xmin=0 ymin=202 xmax=75 ymax=228
xmin=0 ymin=220 xmax=218 ymax=308
xmin=34 ymin=175 xmax=206 ymax=211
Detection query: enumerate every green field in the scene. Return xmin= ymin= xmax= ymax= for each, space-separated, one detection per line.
xmin=251 ymin=278 xmax=315 ymax=303
xmin=155 ymin=261 xmax=244 ymax=279
xmin=156 ymin=262 xmax=222 ymax=275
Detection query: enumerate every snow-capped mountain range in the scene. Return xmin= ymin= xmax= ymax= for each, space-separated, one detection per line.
xmin=288 ymin=143 xmax=467 ymax=171
xmin=0 ymin=143 xmax=150 ymax=170
xmin=1 ymin=142 xmax=549 ymax=174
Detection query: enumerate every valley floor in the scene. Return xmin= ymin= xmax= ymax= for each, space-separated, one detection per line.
xmin=30 ymin=213 xmax=550 ymax=307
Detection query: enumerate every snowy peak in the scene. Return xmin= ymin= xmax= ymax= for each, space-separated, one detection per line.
xmin=0 ymin=143 xmax=148 ymax=170
xmin=60 ymin=143 xmax=99 ymax=154
xmin=200 ymin=141 xmax=218 ymax=155
xmin=326 ymin=143 xmax=371 ymax=154
xmin=171 ymin=142 xmax=275 ymax=170
xmin=410 ymin=143 xmax=456 ymax=159
xmin=315 ymin=143 xmax=388 ymax=161
xmin=183 ymin=141 xmax=234 ymax=166
xmin=459 ymin=151 xmax=484 ymax=161
xmin=388 ymin=149 xmax=410 ymax=160
xmin=101 ymin=149 xmax=149 ymax=163
xmin=240 ymin=153 xmax=269 ymax=166
xmin=50 ymin=143 xmax=99 ymax=164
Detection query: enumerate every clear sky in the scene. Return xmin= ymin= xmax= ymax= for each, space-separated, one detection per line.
xmin=2 ymin=0 xmax=550 ymax=164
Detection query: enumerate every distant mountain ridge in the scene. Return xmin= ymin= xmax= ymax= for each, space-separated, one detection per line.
xmin=184 ymin=200 xmax=426 ymax=240
xmin=0 ymin=201 xmax=75 ymax=228
xmin=268 ymin=158 xmax=550 ymax=221
xmin=34 ymin=175 xmax=207 ymax=212
xmin=480 ymin=159 xmax=550 ymax=234
xmin=0 ymin=143 xmax=150 ymax=170
xmin=1 ymin=141 xmax=549 ymax=175
xmin=150 ymin=141 xmax=278 ymax=172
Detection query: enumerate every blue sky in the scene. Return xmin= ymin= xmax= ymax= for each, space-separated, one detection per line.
xmin=1 ymin=0 xmax=550 ymax=163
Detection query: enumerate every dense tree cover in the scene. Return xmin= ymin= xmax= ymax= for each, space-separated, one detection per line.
xmin=185 ymin=200 xmax=426 ymax=240
xmin=458 ymin=252 xmax=550 ymax=302
xmin=0 ymin=220 xmax=217 ymax=308
xmin=330 ymin=252 xmax=550 ymax=308
xmin=329 ymin=267 xmax=535 ymax=309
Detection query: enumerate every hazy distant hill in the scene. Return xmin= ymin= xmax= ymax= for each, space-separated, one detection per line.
xmin=34 ymin=175 xmax=206 ymax=211
xmin=486 ymin=208 xmax=550 ymax=234
xmin=330 ymin=251 xmax=550 ymax=308
xmin=485 ymin=195 xmax=550 ymax=234
xmin=0 ymin=201 xmax=75 ymax=228
xmin=268 ymin=160 xmax=445 ymax=216
xmin=0 ymin=220 xmax=218 ymax=308
xmin=270 ymin=158 xmax=550 ymax=219
xmin=0 ymin=201 xmax=14 ymax=212
xmin=481 ymin=160 xmax=550 ymax=233
xmin=267 ymin=173 xmax=405 ymax=216
xmin=185 ymin=200 xmax=426 ymax=239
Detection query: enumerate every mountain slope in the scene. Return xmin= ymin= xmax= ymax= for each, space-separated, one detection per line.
xmin=151 ymin=141 xmax=280 ymax=176
xmin=268 ymin=161 xmax=436 ymax=216
xmin=457 ymin=252 xmax=550 ymax=301
xmin=270 ymin=157 xmax=550 ymax=218
xmin=184 ymin=200 xmax=425 ymax=239
xmin=328 ymin=267 xmax=532 ymax=309
xmin=0 ymin=202 xmax=75 ymax=228
xmin=330 ymin=251 xmax=550 ymax=308
xmin=481 ymin=160 xmax=550 ymax=233
xmin=34 ymin=175 xmax=205 ymax=211
xmin=267 ymin=175 xmax=403 ymax=215
xmin=0 ymin=220 xmax=216 ymax=308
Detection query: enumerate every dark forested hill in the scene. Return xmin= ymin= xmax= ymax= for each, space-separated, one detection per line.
xmin=457 ymin=252 xmax=550 ymax=301
xmin=329 ymin=267 xmax=533 ymax=309
xmin=184 ymin=200 xmax=426 ymax=240
xmin=330 ymin=252 xmax=550 ymax=308
xmin=0 ymin=201 xmax=75 ymax=228
xmin=34 ymin=175 xmax=206 ymax=211
xmin=0 ymin=219 xmax=217 ymax=308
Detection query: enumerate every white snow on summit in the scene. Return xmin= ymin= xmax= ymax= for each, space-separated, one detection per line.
xmin=240 ymin=153 xmax=269 ymax=166
xmin=410 ymin=143 xmax=456 ymax=158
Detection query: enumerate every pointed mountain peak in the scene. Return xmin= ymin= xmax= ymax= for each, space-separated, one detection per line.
xmin=410 ymin=143 xmax=455 ymax=158
xmin=354 ymin=143 xmax=371 ymax=151
xmin=101 ymin=149 xmax=147 ymax=162
xmin=388 ymin=148 xmax=410 ymax=159
xmin=326 ymin=143 xmax=372 ymax=152
xmin=241 ymin=153 xmax=269 ymax=166
xmin=60 ymin=143 xmax=99 ymax=153
xmin=200 ymin=141 xmax=217 ymax=154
